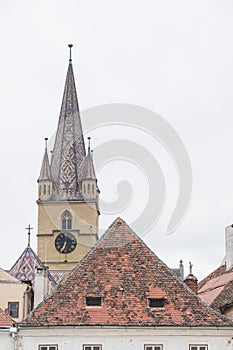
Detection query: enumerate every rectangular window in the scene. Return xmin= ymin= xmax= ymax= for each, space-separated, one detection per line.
xmin=8 ymin=302 xmax=19 ymax=317
xmin=148 ymin=298 xmax=166 ymax=308
xmin=144 ymin=345 xmax=163 ymax=350
xmin=83 ymin=345 xmax=102 ymax=350
xmin=189 ymin=346 xmax=208 ymax=350
xmin=39 ymin=346 xmax=58 ymax=350
xmin=86 ymin=297 xmax=102 ymax=306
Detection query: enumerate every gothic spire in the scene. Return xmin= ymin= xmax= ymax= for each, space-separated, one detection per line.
xmin=50 ymin=44 xmax=86 ymax=199
xmin=38 ymin=138 xmax=52 ymax=181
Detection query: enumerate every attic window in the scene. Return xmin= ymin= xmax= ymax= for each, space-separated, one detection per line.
xmin=8 ymin=302 xmax=19 ymax=317
xmin=86 ymin=297 xmax=102 ymax=307
xmin=148 ymin=298 xmax=166 ymax=308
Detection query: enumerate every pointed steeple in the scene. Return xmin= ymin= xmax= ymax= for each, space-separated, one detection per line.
xmin=38 ymin=138 xmax=51 ymax=181
xmin=50 ymin=44 xmax=86 ymax=199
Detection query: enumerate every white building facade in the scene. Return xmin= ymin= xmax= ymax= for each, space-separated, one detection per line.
xmin=18 ymin=327 xmax=233 ymax=350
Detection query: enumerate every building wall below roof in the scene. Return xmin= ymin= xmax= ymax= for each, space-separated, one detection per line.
xmin=224 ymin=305 xmax=233 ymax=320
xmin=0 ymin=331 xmax=13 ymax=350
xmin=20 ymin=327 xmax=233 ymax=350
xmin=0 ymin=282 xmax=28 ymax=322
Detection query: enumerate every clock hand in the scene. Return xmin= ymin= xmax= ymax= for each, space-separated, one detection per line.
xmin=60 ymin=241 xmax=67 ymax=252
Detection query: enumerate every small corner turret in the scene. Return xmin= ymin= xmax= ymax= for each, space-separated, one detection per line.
xmin=37 ymin=138 xmax=53 ymax=201
xmin=80 ymin=137 xmax=99 ymax=202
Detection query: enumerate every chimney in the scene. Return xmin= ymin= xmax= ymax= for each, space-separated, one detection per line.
xmin=225 ymin=225 xmax=233 ymax=269
xmin=183 ymin=262 xmax=198 ymax=294
xmin=179 ymin=260 xmax=184 ymax=281
xmin=184 ymin=274 xmax=198 ymax=294
xmin=34 ymin=266 xmax=49 ymax=307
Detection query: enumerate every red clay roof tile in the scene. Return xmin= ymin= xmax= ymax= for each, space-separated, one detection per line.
xmin=0 ymin=308 xmax=14 ymax=327
xmin=198 ymin=265 xmax=233 ymax=312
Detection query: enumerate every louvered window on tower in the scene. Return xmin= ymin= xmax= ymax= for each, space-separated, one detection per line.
xmin=148 ymin=298 xmax=166 ymax=308
xmin=62 ymin=210 xmax=72 ymax=230
xmin=85 ymin=297 xmax=102 ymax=306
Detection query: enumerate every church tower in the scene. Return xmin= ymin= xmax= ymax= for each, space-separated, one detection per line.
xmin=37 ymin=45 xmax=99 ymax=271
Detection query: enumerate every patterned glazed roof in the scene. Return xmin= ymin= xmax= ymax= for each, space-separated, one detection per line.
xmin=9 ymin=246 xmax=56 ymax=291
xmin=22 ymin=218 xmax=232 ymax=328
xmin=50 ymin=59 xmax=86 ymax=200
xmin=38 ymin=144 xmax=52 ymax=181
xmin=49 ymin=270 xmax=69 ymax=284
xmin=0 ymin=308 xmax=14 ymax=327
xmin=198 ymin=264 xmax=233 ymax=312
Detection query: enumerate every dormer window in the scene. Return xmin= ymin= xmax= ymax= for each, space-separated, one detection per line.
xmin=148 ymin=298 xmax=166 ymax=308
xmin=85 ymin=297 xmax=102 ymax=307
xmin=62 ymin=210 xmax=72 ymax=230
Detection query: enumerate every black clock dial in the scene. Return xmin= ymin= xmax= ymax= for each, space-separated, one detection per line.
xmin=55 ymin=232 xmax=77 ymax=254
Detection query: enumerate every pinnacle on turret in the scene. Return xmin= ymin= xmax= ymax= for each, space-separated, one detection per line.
xmin=38 ymin=138 xmax=52 ymax=181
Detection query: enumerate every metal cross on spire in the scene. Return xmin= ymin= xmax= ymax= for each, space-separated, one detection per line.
xmin=68 ymin=43 xmax=73 ymax=62
xmin=25 ymin=225 xmax=33 ymax=247
xmin=88 ymin=137 xmax=91 ymax=152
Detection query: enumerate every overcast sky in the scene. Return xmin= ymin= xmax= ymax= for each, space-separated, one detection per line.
xmin=0 ymin=0 xmax=233 ymax=281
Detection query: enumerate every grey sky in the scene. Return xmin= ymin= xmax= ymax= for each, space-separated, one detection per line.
xmin=0 ymin=0 xmax=233 ymax=280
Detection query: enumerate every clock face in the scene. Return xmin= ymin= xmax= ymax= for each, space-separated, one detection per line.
xmin=55 ymin=232 xmax=77 ymax=254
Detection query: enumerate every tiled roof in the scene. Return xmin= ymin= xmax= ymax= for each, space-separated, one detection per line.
xmin=198 ymin=265 xmax=229 ymax=290
xmin=22 ymin=218 xmax=232 ymax=328
xmin=50 ymin=59 xmax=86 ymax=200
xmin=198 ymin=265 xmax=233 ymax=312
xmin=9 ymin=246 xmax=56 ymax=291
xmin=0 ymin=308 xmax=14 ymax=327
